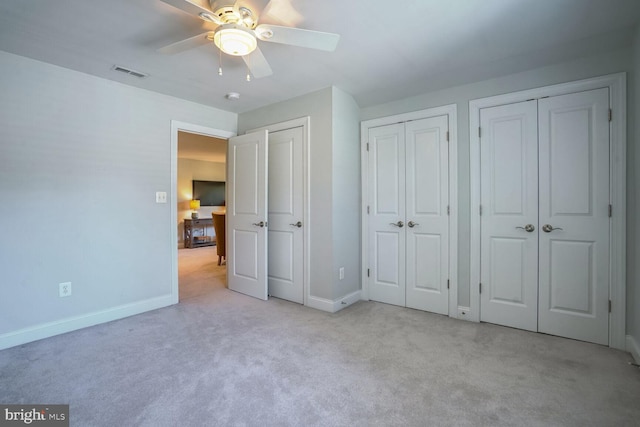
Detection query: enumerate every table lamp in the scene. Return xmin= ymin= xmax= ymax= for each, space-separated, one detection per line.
xmin=190 ymin=199 xmax=200 ymax=219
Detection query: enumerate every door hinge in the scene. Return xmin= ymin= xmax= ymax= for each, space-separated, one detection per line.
xmin=367 ymin=205 xmax=370 ymax=214
xmin=446 ymin=131 xmax=450 ymax=142
xmin=478 ymin=127 xmax=481 ymax=138
xmin=479 ymin=283 xmax=482 ymax=294
xmin=609 ymin=109 xmax=612 ymax=122
xmin=367 ymin=268 xmax=370 ymax=277
xmin=447 ymin=279 xmax=450 ymax=289
xmin=447 ymin=205 xmax=450 ymax=216
xmin=479 ymin=205 xmax=483 ymax=216
xmin=366 ymin=142 xmax=370 ymax=151
xmin=609 ymin=300 xmax=612 ymax=313
xmin=609 ymin=204 xmax=612 ymax=217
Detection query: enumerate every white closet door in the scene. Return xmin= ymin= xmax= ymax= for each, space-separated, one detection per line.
xmin=267 ymin=127 xmax=304 ymax=304
xmin=405 ymin=116 xmax=450 ymax=314
xmin=480 ymin=100 xmax=539 ymax=331
xmin=368 ymin=123 xmax=406 ymax=306
xmin=538 ymin=88 xmax=610 ymax=345
xmin=227 ymin=130 xmax=268 ymax=301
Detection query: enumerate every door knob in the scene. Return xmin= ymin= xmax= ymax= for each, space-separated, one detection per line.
xmin=516 ymin=224 xmax=535 ymax=232
xmin=542 ymin=224 xmax=563 ymax=233
xmin=252 ymin=221 xmax=266 ymax=228
xmin=290 ymin=221 xmax=302 ymax=228
xmin=390 ymin=221 xmax=404 ymax=228
xmin=407 ymin=221 xmax=419 ymax=228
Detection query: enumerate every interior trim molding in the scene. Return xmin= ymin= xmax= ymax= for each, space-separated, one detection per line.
xmin=0 ymin=295 xmax=174 ymax=351
xmin=360 ymin=104 xmax=459 ymax=317
xmin=627 ymin=335 xmax=640 ymax=365
xmin=469 ymin=72 xmax=627 ymax=349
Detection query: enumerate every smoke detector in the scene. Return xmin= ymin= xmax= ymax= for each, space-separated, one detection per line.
xmin=225 ymin=92 xmax=240 ymax=100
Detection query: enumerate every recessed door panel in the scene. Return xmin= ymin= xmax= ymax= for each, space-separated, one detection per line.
xmin=233 ymin=143 xmax=259 ymax=215
xmin=491 ymin=119 xmax=527 ymax=215
xmin=548 ymin=240 xmax=594 ymax=314
xmin=489 ymin=237 xmax=526 ymax=305
xmin=480 ymin=100 xmax=538 ymax=332
xmin=412 ymin=234 xmax=440 ymax=292
xmin=233 ymin=230 xmax=258 ymax=280
xmin=374 ymin=133 xmax=402 ymax=215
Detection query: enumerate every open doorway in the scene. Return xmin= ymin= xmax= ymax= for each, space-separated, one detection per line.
xmin=170 ymin=121 xmax=234 ymax=304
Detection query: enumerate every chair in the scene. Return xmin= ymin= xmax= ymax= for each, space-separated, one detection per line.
xmin=212 ymin=212 xmax=226 ymax=266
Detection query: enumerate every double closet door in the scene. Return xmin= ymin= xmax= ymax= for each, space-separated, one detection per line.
xmin=226 ymin=126 xmax=305 ymax=304
xmin=479 ymin=88 xmax=610 ymax=345
xmin=368 ymin=115 xmax=450 ymax=315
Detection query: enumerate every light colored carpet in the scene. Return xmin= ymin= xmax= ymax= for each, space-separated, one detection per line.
xmin=178 ymin=246 xmax=226 ymax=301
xmin=1 ymin=249 xmax=639 ymax=426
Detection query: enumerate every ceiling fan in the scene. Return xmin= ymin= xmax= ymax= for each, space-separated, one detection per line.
xmin=158 ymin=0 xmax=340 ymax=78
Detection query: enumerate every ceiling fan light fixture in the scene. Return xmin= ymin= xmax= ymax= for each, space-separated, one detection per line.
xmin=213 ymin=24 xmax=257 ymax=56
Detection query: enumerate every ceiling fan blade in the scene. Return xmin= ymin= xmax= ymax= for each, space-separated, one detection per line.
xmin=160 ymin=0 xmax=223 ymax=24
xmin=158 ymin=32 xmax=214 ymax=54
xmin=262 ymin=0 xmax=304 ymax=27
xmin=255 ymin=25 xmax=340 ymax=51
xmin=242 ymin=47 xmax=273 ymax=78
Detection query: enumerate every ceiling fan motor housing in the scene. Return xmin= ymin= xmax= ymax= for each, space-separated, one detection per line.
xmin=209 ymin=0 xmax=258 ymax=28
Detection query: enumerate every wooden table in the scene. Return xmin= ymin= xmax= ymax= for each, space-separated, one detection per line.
xmin=184 ymin=218 xmax=215 ymax=248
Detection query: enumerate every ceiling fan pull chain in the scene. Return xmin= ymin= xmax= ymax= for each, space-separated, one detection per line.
xmin=218 ymin=47 xmax=223 ymax=76
xmin=246 ymin=53 xmax=252 ymax=82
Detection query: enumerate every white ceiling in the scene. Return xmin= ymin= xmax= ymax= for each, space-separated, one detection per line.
xmin=1 ymin=0 xmax=639 ymax=114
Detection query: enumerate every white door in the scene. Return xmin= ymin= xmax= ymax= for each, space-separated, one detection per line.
xmin=227 ymin=130 xmax=268 ymax=300
xmin=538 ymin=88 xmax=610 ymax=345
xmin=267 ymin=127 xmax=304 ymax=304
xmin=479 ymin=100 xmax=539 ymax=331
xmin=405 ymin=116 xmax=450 ymax=314
xmin=479 ymin=89 xmax=610 ymax=345
xmin=368 ymin=123 xmax=406 ymax=306
xmin=368 ymin=117 xmax=450 ymax=313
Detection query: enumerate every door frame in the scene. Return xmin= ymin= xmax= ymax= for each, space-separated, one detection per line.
xmin=170 ymin=120 xmax=236 ymax=304
xmin=247 ymin=116 xmax=311 ymax=306
xmin=360 ymin=104 xmax=459 ymax=317
xmin=469 ymin=73 xmax=627 ymax=349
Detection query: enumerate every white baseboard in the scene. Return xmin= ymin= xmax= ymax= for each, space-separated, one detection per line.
xmin=332 ymin=290 xmax=361 ymax=312
xmin=0 ymin=294 xmax=176 ymax=351
xmin=627 ymin=334 xmax=640 ymax=364
xmin=306 ymin=290 xmax=361 ymax=313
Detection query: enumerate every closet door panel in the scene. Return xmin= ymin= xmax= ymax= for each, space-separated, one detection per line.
xmin=479 ymin=100 xmax=538 ymax=331
xmin=405 ymin=116 xmax=449 ymax=314
xmin=538 ymin=88 xmax=610 ymax=345
xmin=368 ymin=123 xmax=406 ymax=306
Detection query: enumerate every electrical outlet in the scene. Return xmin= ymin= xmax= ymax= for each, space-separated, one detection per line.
xmin=339 ymin=267 xmax=344 ymax=280
xmin=156 ymin=191 xmax=167 ymax=203
xmin=59 ymin=282 xmax=72 ymax=298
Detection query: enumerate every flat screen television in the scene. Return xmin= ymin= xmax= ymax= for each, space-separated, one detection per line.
xmin=192 ymin=180 xmax=225 ymax=206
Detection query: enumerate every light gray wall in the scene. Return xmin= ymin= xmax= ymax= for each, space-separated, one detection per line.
xmin=630 ymin=26 xmax=640 ymax=351
xmin=0 ymin=51 xmax=236 ymax=341
xmin=361 ymin=47 xmax=634 ymax=310
xmin=331 ymin=87 xmax=361 ymax=299
xmin=238 ymin=88 xmax=335 ymax=300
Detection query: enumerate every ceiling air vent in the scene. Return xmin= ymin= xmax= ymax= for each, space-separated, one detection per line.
xmin=111 ymin=65 xmax=149 ymax=78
